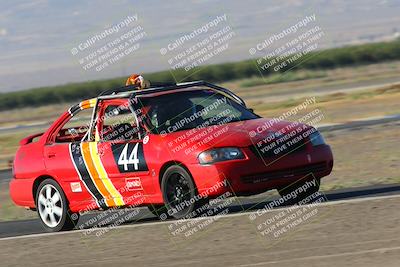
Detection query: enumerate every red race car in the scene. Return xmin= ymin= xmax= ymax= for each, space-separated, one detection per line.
xmin=10 ymin=76 xmax=333 ymax=231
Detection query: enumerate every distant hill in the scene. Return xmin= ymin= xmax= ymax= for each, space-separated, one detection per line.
xmin=1 ymin=39 xmax=399 ymax=110
xmin=1 ymin=0 xmax=400 ymax=92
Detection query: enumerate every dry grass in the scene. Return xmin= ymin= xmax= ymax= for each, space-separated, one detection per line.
xmin=1 ymin=61 xmax=400 ymax=128
xmin=0 ymin=103 xmax=70 ymax=128
xmin=321 ymin=122 xmax=400 ymax=190
xmin=223 ymin=60 xmax=400 ymax=96
xmin=252 ymin=85 xmax=400 ymax=123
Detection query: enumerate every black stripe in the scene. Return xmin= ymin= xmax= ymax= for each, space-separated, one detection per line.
xmin=68 ymin=104 xmax=81 ymax=116
xmin=69 ymin=143 xmax=107 ymax=209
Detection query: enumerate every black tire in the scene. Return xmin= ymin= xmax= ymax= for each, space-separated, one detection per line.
xmin=278 ymin=178 xmax=321 ymax=205
xmin=161 ymin=165 xmax=205 ymax=219
xmin=36 ymin=179 xmax=79 ymax=232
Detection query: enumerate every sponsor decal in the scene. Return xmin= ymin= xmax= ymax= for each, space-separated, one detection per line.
xmin=70 ymin=182 xmax=82 ymax=193
xmin=125 ymin=177 xmax=142 ymax=191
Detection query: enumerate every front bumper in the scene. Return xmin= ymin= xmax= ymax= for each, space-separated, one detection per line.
xmin=188 ymin=144 xmax=333 ymax=197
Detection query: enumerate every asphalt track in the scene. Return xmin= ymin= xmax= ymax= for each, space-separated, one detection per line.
xmin=1 ymin=191 xmax=400 ymax=267
xmin=1 ymin=182 xmax=400 ymax=239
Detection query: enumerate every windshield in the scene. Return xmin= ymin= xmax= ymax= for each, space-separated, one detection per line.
xmin=136 ymin=89 xmax=258 ymax=134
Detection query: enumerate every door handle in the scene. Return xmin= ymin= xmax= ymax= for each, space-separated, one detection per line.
xmin=47 ymin=153 xmax=56 ymax=158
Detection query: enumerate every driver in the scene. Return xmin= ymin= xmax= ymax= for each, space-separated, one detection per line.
xmin=125 ymin=73 xmax=150 ymax=89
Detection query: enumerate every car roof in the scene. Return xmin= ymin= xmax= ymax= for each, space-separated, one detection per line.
xmin=69 ymin=80 xmax=246 ymax=115
xmin=98 ymin=80 xmax=244 ymax=103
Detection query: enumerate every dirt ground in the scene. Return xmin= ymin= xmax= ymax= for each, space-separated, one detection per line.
xmin=255 ymin=90 xmax=400 ymax=124
xmin=0 ymin=196 xmax=399 ymax=267
xmin=321 ymin=121 xmax=400 ymax=190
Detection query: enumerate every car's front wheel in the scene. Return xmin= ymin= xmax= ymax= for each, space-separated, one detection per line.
xmin=161 ymin=165 xmax=206 ymax=219
xmin=36 ymin=179 xmax=79 ymax=232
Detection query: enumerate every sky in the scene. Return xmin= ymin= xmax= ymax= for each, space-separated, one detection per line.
xmin=0 ymin=0 xmax=399 ymax=92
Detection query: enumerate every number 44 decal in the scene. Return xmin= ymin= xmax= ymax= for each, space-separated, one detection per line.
xmin=112 ymin=142 xmax=148 ymax=173
xmin=118 ymin=143 xmax=139 ymax=171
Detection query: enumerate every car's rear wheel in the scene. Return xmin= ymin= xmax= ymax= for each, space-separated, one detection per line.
xmin=161 ymin=165 xmax=205 ymax=219
xmin=278 ymin=178 xmax=321 ymax=205
xmin=36 ymin=179 xmax=79 ymax=232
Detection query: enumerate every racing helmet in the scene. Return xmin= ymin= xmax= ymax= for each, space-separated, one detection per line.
xmin=125 ymin=73 xmax=150 ymax=89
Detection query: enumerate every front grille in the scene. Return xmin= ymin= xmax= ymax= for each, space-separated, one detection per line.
xmin=241 ymin=162 xmax=327 ymax=184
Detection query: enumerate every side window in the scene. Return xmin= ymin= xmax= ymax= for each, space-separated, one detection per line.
xmin=100 ymin=103 xmax=140 ymax=141
xmin=192 ymin=95 xmax=242 ymax=121
xmin=55 ymin=107 xmax=93 ymax=143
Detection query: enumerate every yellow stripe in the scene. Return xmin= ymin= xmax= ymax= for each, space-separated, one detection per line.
xmin=89 ymin=142 xmax=125 ymax=206
xmin=88 ymin=98 xmax=97 ymax=107
xmin=81 ymin=143 xmax=116 ymax=207
xmin=79 ymin=100 xmax=88 ymax=109
xmin=79 ymin=98 xmax=97 ymax=110
xmin=94 ymin=129 xmax=100 ymax=142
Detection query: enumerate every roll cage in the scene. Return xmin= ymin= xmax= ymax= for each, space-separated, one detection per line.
xmin=70 ymin=81 xmax=248 ymax=142
xmin=98 ymin=80 xmax=247 ymax=107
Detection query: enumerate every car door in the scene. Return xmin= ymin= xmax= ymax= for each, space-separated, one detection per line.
xmin=43 ymin=103 xmax=110 ymax=210
xmin=95 ymin=99 xmax=151 ymax=206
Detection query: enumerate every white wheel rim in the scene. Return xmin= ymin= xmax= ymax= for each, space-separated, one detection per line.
xmin=38 ymin=184 xmax=63 ymax=228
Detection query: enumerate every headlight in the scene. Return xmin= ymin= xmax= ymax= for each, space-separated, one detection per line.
xmin=310 ymin=130 xmax=326 ymax=146
xmin=198 ymin=147 xmax=245 ymax=164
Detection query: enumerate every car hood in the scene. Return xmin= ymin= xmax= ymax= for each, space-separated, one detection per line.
xmin=166 ymin=118 xmax=312 ymax=149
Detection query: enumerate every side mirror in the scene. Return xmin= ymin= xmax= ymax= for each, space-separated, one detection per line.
xmin=248 ymin=108 xmax=254 ymax=113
